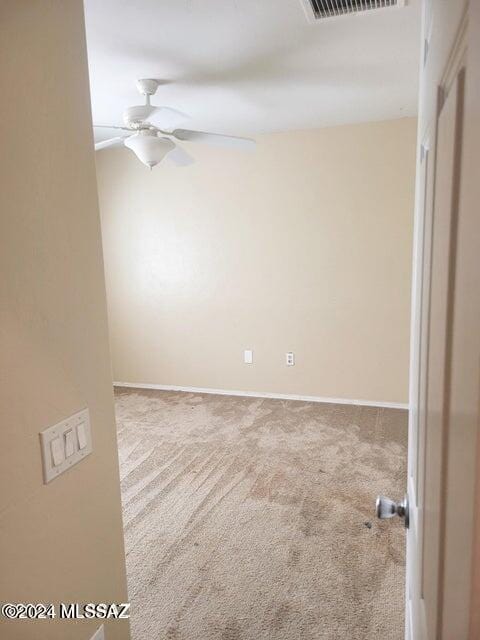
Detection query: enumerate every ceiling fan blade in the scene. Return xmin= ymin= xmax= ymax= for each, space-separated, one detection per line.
xmin=151 ymin=106 xmax=187 ymax=119
xmin=171 ymin=129 xmax=255 ymax=150
xmin=95 ymin=137 xmax=127 ymax=151
xmin=93 ymin=124 xmax=131 ymax=131
xmin=147 ymin=106 xmax=188 ymax=128
xmin=166 ymin=145 xmax=195 ymax=167
xmin=93 ymin=125 xmax=131 ymax=145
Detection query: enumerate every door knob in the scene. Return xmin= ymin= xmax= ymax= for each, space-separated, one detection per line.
xmin=375 ymin=494 xmax=409 ymax=528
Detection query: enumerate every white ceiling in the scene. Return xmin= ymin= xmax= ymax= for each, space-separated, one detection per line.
xmin=84 ymin=0 xmax=421 ymax=142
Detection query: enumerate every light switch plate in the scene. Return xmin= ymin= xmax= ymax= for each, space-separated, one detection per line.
xmin=39 ymin=408 xmax=92 ymax=484
xmin=244 ymin=349 xmax=253 ymax=364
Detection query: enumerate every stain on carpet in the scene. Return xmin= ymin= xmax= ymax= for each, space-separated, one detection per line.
xmin=115 ymin=388 xmax=407 ymax=640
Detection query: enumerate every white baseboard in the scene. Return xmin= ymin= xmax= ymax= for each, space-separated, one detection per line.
xmin=113 ymin=381 xmax=408 ymax=410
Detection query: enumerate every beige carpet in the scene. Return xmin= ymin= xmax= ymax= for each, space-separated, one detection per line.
xmin=115 ymin=388 xmax=407 ymax=640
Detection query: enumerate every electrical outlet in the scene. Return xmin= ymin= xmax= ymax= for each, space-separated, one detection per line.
xmin=244 ymin=350 xmax=253 ymax=364
xmin=286 ymin=352 xmax=295 ymax=366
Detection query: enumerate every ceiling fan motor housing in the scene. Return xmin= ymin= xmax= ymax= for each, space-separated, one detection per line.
xmin=123 ymin=105 xmax=150 ymax=127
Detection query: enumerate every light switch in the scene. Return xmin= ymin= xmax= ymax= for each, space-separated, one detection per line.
xmin=40 ymin=408 xmax=92 ymax=483
xmin=77 ymin=422 xmax=87 ymax=450
xmin=51 ymin=437 xmax=64 ymax=467
xmin=244 ymin=349 xmax=253 ymax=364
xmin=64 ymin=429 xmax=75 ymax=457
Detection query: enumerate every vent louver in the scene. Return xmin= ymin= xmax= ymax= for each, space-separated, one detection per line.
xmin=302 ymin=0 xmax=405 ymax=20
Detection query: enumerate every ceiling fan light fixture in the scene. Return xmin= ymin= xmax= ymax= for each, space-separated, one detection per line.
xmin=124 ymin=130 xmax=175 ymax=168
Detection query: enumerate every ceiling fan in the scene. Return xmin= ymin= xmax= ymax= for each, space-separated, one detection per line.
xmin=94 ymin=78 xmax=255 ymax=169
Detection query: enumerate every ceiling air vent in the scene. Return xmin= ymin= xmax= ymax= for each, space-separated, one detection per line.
xmin=301 ymin=0 xmax=406 ymax=21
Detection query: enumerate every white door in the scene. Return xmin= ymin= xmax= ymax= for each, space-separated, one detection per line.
xmin=398 ymin=2 xmax=480 ymax=638
xmin=407 ymin=65 xmax=466 ymax=639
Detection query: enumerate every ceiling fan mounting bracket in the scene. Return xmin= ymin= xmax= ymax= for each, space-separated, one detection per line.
xmin=136 ymin=78 xmax=160 ymax=96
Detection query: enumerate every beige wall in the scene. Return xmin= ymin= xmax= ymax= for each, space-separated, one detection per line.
xmin=0 ymin=2 xmax=129 ymax=639
xmin=96 ymin=118 xmax=416 ymax=405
